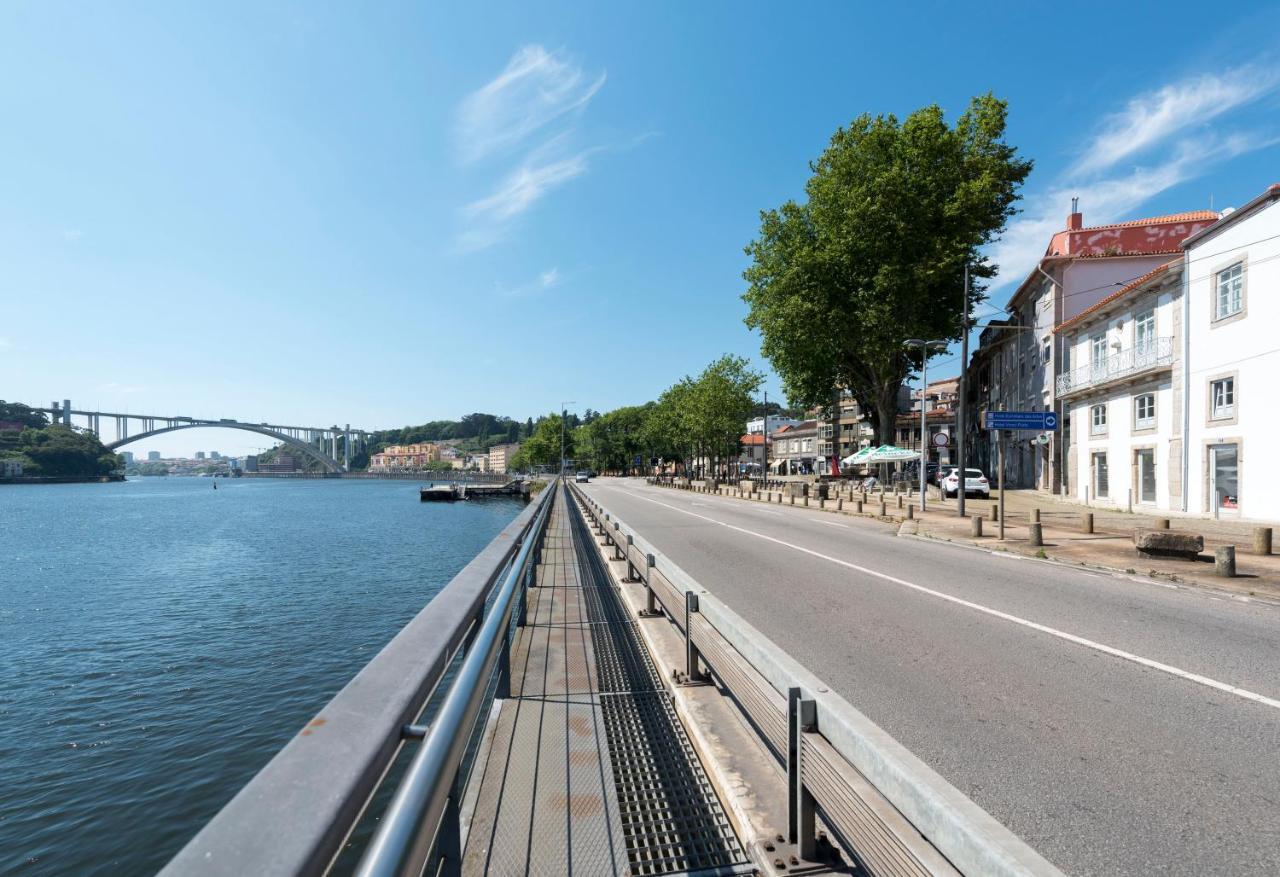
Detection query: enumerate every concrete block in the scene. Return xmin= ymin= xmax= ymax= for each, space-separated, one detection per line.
xmin=1254 ymin=527 xmax=1272 ymax=556
xmin=1028 ymin=522 xmax=1043 ymax=547
xmin=1216 ymin=545 xmax=1236 ymax=577
xmin=1134 ymin=529 xmax=1204 ymax=560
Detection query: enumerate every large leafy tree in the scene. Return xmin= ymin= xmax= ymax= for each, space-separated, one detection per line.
xmin=743 ymin=94 xmax=1031 ymax=443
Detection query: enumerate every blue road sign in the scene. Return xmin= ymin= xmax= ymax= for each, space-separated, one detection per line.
xmin=634 ymin=455 xmax=643 ymax=466
xmin=984 ymin=410 xmax=1059 ymax=431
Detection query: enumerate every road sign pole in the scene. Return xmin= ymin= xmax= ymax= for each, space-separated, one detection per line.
xmin=997 ymin=431 xmax=1005 ymax=541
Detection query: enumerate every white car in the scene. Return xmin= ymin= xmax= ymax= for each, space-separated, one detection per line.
xmin=942 ymin=468 xmax=990 ymax=499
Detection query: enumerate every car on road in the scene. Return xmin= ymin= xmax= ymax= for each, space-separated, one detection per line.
xmin=575 ymin=471 xmax=590 ymax=483
xmin=942 ymin=467 xmax=990 ymax=499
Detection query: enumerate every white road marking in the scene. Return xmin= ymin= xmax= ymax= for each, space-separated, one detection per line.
xmin=818 ymin=520 xmax=848 ymax=528
xmin=624 ymin=491 xmax=1280 ymax=712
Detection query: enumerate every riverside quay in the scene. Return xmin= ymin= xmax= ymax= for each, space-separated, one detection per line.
xmin=158 ymin=476 xmax=1280 ymax=877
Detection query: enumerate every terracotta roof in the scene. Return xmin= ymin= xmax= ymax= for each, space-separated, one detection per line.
xmin=1054 ymin=259 xmax=1180 ymax=335
xmin=1070 ymin=248 xmax=1184 ymax=260
xmin=739 ymin=433 xmax=765 ymax=445
xmin=1076 ymin=210 xmax=1217 ymax=232
xmin=1180 ymin=184 xmax=1280 ymax=249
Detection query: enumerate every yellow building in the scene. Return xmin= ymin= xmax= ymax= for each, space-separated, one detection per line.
xmin=488 ymin=443 xmax=520 ymax=475
xmin=369 ymin=442 xmax=441 ymax=472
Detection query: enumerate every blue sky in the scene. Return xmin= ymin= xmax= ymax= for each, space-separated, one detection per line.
xmin=4 ymin=1 xmax=1280 ymax=456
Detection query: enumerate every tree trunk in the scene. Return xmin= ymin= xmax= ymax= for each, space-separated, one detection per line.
xmin=875 ymin=381 xmax=899 ymax=446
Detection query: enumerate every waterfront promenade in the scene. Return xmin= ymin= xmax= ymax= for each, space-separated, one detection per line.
xmin=580 ymin=478 xmax=1280 ymax=876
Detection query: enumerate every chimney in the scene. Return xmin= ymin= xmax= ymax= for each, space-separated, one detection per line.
xmin=1067 ymin=196 xmax=1083 ymax=230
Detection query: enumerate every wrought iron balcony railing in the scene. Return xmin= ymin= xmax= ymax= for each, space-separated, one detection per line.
xmin=1055 ymin=336 xmax=1174 ymax=396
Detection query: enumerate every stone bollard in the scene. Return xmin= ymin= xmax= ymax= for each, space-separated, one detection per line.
xmin=878 ymin=501 xmax=887 ymax=517
xmin=1254 ymin=527 xmax=1273 ymax=556
xmin=803 ymin=496 xmax=809 ymax=507
xmin=1030 ymin=508 xmax=1040 ymax=523
xmin=906 ymin=504 xmax=914 ymax=520
xmin=854 ymin=500 xmax=863 ymax=513
xmin=790 ymin=495 xmax=795 ymax=506
xmin=837 ymin=497 xmax=843 ymax=511
xmin=1154 ymin=518 xmax=1170 ymax=529
xmin=1215 ymin=545 xmax=1236 ymax=577
xmin=971 ymin=515 xmax=983 ymax=537
xmin=896 ymin=494 xmax=904 ymax=509
xmin=1082 ymin=512 xmax=1094 ymax=534
xmin=819 ymin=498 xmax=825 ymax=510
xmin=990 ymin=503 xmax=999 ymax=522
xmin=1029 ymin=522 xmax=1043 ymax=547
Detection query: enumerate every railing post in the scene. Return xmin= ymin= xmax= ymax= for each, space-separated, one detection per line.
xmin=787 ymin=688 xmax=817 ymax=860
xmin=641 ymin=554 xmax=660 ymax=616
xmin=623 ymin=535 xmax=638 ymax=581
xmin=436 ymin=781 xmax=463 ymax=877
xmin=684 ymin=591 xmax=705 ymax=681
xmin=613 ymin=521 xmax=624 ymax=559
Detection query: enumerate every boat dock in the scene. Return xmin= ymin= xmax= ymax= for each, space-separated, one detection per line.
xmin=420 ymin=479 xmax=532 ymax=501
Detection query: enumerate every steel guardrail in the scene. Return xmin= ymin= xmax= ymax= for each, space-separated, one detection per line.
xmin=569 ymin=481 xmax=1063 ymax=877
xmin=159 ymin=481 xmax=556 ymax=877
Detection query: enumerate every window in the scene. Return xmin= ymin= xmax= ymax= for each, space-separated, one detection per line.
xmin=1134 ymin=393 xmax=1155 ymax=429
xmin=1042 ymin=340 xmax=1051 ymax=364
xmin=1136 ymin=449 xmax=1156 ymax=504
xmin=1091 ymin=333 xmax=1108 ymax=370
xmin=1090 ymin=403 xmax=1107 ymax=435
xmin=1215 ymin=263 xmax=1243 ymax=320
xmin=1092 ymin=452 xmax=1109 ymax=499
xmin=1134 ymin=309 xmax=1155 ymax=354
xmin=1211 ymin=378 xmax=1235 ymax=420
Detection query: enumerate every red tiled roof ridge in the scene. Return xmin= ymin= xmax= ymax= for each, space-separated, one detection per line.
xmin=1054 ymin=259 xmax=1180 ymax=334
xmin=1076 ymin=210 xmax=1217 ymax=232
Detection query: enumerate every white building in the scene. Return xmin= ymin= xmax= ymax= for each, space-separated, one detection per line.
xmin=1056 ymin=260 xmax=1183 ymax=510
xmin=1181 ymin=185 xmax=1280 ymax=520
xmin=745 ymin=415 xmax=802 ymax=435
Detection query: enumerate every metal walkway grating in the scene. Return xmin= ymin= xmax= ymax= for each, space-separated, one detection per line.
xmin=571 ymin=498 xmax=747 ymax=877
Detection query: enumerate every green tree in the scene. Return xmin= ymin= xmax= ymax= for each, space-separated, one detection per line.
xmin=743 ymin=94 xmax=1031 ymax=443
xmin=17 ymin=424 xmax=119 ymax=476
xmin=513 ymin=413 xmax=572 ymax=471
xmin=0 ymin=401 xmax=50 ymax=429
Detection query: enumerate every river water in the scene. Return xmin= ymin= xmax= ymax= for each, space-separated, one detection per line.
xmin=0 ymin=477 xmax=525 ymax=876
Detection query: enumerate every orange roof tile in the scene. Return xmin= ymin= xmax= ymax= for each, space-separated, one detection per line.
xmin=1076 ymin=210 xmax=1217 ymax=232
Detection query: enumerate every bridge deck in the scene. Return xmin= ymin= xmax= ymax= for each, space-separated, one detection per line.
xmin=461 ymin=489 xmax=747 ymax=877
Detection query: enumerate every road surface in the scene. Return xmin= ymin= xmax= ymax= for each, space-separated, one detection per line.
xmin=579 ymin=478 xmax=1280 ymax=876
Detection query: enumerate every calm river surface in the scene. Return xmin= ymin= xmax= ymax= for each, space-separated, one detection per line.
xmin=0 ymin=477 xmax=525 ymax=876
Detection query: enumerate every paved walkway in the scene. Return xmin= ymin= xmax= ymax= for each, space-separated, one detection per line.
xmin=462 ymin=487 xmax=746 ymax=877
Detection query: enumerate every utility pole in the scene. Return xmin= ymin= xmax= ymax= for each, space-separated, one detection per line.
xmin=904 ymin=339 xmax=947 ymax=512
xmin=957 ymin=263 xmax=969 ymax=518
xmin=763 ymin=390 xmax=769 ymax=479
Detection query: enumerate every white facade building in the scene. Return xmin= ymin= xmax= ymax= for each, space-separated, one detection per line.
xmin=745 ymin=415 xmax=801 ymax=435
xmin=1181 ymin=185 xmax=1280 ymax=520
xmin=1056 ymin=261 xmax=1183 ymax=510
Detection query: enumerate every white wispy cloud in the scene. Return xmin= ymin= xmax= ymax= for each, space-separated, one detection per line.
xmin=464 ymin=146 xmax=591 ymax=223
xmin=455 ymin=45 xmax=605 ymax=164
xmin=1070 ymin=64 xmax=1280 ymax=176
xmin=498 ymin=266 xmax=564 ymax=298
xmin=990 ymin=63 xmax=1280 ymax=292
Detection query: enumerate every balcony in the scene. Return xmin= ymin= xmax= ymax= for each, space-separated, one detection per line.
xmin=1055 ymin=337 xmax=1174 ymax=397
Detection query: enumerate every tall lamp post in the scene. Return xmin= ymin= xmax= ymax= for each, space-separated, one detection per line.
xmin=560 ymin=400 xmax=576 ymax=477
xmin=903 ymin=339 xmax=948 ymax=511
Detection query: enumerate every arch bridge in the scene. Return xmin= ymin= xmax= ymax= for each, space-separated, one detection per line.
xmin=36 ymin=400 xmax=369 ymax=473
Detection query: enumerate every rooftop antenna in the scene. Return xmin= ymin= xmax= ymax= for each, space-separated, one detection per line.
xmin=1209 ymin=193 xmax=1214 ymax=212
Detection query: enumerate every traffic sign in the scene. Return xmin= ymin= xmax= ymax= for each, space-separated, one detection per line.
xmin=984 ymin=410 xmax=1059 ymax=431
xmin=932 ymin=432 xmax=950 ymax=447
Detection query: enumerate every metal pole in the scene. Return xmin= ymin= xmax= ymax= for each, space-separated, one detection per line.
xmin=919 ymin=352 xmax=927 ymax=512
xmin=763 ymin=390 xmax=768 ymax=480
xmin=998 ymin=431 xmax=1006 ymax=540
xmin=957 ymin=263 xmax=968 ymax=518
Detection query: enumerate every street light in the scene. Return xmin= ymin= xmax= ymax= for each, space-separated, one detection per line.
xmin=903 ymin=338 xmax=948 ymax=512
xmin=560 ymin=400 xmax=576 ymax=477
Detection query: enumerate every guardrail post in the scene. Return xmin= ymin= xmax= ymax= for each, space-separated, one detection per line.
xmin=788 ymin=688 xmax=817 ymax=860
xmin=684 ymin=591 xmax=705 ymax=681
xmin=496 ymin=628 xmax=512 ymax=699
xmin=623 ymin=535 xmax=639 ymax=582
xmin=437 ymin=783 xmax=463 ymax=877
xmin=612 ymin=521 xmax=624 ymax=559
xmin=641 ymin=554 xmax=660 ymax=617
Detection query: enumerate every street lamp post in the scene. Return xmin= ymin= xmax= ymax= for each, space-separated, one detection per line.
xmin=560 ymin=400 xmax=575 ymax=477
xmin=904 ymin=339 xmax=947 ymax=512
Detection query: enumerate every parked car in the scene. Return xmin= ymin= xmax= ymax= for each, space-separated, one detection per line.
xmin=575 ymin=471 xmax=590 ymax=483
xmin=942 ymin=468 xmax=990 ymax=499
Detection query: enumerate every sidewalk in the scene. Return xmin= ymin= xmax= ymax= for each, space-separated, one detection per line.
xmin=663 ymin=480 xmax=1280 ymax=599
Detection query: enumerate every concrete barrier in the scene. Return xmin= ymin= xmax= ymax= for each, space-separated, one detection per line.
xmin=1216 ymin=545 xmax=1236 ymax=577
xmin=1028 ymin=523 xmax=1043 ymax=547
xmin=1134 ymin=530 xmax=1203 ymax=560
xmin=1254 ymin=527 xmax=1273 ymax=556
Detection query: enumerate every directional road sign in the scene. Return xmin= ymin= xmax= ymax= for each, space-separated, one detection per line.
xmin=984 ymin=410 xmax=1059 ymax=431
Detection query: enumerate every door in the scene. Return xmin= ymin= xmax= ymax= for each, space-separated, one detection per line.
xmin=1210 ymin=444 xmax=1239 ymax=514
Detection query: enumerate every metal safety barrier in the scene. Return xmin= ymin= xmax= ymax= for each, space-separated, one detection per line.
xmin=569 ymin=482 xmax=1063 ymax=877
xmin=160 ymin=480 xmax=556 ymax=877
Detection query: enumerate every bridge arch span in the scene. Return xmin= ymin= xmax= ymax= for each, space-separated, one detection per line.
xmin=106 ymin=422 xmax=344 ymax=473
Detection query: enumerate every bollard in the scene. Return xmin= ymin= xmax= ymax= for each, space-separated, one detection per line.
xmin=1154 ymin=518 xmax=1170 ymax=529
xmin=906 ymin=504 xmax=914 ymax=520
xmin=854 ymin=500 xmax=863 ymax=514
xmin=836 ymin=497 xmax=843 ymax=511
xmin=990 ymin=503 xmax=999 ymax=522
xmin=896 ymin=494 xmax=903 ymax=509
xmin=803 ymin=496 xmax=809 ymax=507
xmin=1215 ymin=545 xmax=1236 ymax=577
xmin=971 ymin=515 xmax=983 ymax=537
xmin=819 ymin=498 xmax=825 ymax=510
xmin=1082 ymin=512 xmax=1094 ymax=534
xmin=1030 ymin=508 xmax=1040 ymax=523
xmin=1254 ymin=527 xmax=1273 ymax=556
xmin=1029 ymin=522 xmax=1043 ymax=547
xmin=790 ymin=495 xmax=795 ymax=506
xmin=877 ymin=501 xmax=886 ymax=517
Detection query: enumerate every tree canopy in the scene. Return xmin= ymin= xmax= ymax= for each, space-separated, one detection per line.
xmin=742 ymin=93 xmax=1031 ymax=443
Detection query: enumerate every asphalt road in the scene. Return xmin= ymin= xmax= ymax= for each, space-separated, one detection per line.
xmin=579 ymin=478 xmax=1280 ymax=877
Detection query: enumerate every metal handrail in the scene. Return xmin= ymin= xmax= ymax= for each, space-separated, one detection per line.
xmin=1056 ymin=336 xmax=1173 ymax=394
xmin=354 ymin=481 xmax=557 ymax=877
xmin=159 ymin=480 xmax=555 ymax=877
